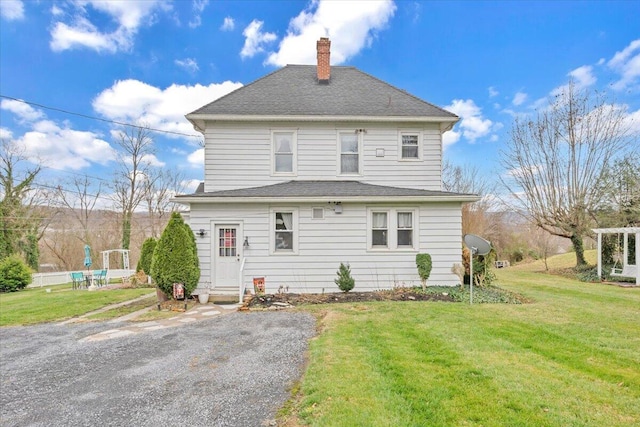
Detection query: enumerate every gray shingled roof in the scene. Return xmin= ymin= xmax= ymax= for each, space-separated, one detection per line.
xmin=177 ymin=180 xmax=475 ymax=199
xmin=188 ymin=65 xmax=457 ymax=118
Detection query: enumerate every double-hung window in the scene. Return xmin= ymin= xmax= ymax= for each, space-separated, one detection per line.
xmin=272 ymin=131 xmax=297 ymax=175
xmin=397 ymin=212 xmax=413 ymax=247
xmin=399 ymin=132 xmax=421 ymax=160
xmin=339 ymin=132 xmax=360 ymax=175
xmin=371 ymin=212 xmax=388 ymax=248
xmin=368 ymin=208 xmax=417 ymax=250
xmin=272 ymin=209 xmax=298 ymax=254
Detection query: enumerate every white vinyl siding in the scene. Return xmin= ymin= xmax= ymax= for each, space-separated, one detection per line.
xmin=187 ymin=202 xmax=462 ymax=293
xmin=202 ymin=122 xmax=443 ymax=192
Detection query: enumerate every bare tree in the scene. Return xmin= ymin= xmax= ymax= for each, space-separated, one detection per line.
xmin=500 ymin=81 xmax=634 ymax=266
xmin=54 ymin=175 xmax=103 ymax=245
xmin=443 ymin=159 xmax=500 ymax=240
xmin=142 ymin=168 xmax=185 ymax=238
xmin=111 ymin=126 xmax=155 ymax=250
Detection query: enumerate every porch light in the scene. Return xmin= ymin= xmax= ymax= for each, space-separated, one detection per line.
xmin=196 ymin=228 xmax=207 ymax=237
xmin=334 ymin=202 xmax=343 ymax=214
xmin=243 ymin=237 xmax=250 ymax=249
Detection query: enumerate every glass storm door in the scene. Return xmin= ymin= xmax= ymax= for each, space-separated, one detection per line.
xmin=214 ymin=225 xmax=241 ymax=287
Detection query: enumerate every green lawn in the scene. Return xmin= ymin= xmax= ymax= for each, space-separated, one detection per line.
xmin=0 ymin=285 xmax=153 ymax=326
xmin=290 ymin=260 xmax=640 ymax=426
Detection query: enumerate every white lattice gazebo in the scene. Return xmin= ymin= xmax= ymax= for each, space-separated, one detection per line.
xmin=592 ymin=227 xmax=640 ymax=286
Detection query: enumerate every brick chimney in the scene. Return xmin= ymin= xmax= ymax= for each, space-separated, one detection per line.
xmin=316 ymin=37 xmax=331 ymax=83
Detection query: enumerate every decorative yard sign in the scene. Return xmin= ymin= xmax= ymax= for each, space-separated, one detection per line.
xmin=173 ymin=283 xmax=185 ymax=300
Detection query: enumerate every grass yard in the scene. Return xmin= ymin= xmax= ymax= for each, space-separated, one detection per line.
xmin=0 ymin=285 xmax=153 ymax=326
xmin=288 ymin=255 xmax=640 ymax=426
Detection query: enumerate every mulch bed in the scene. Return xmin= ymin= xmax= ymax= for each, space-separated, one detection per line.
xmin=246 ymin=288 xmax=454 ymax=308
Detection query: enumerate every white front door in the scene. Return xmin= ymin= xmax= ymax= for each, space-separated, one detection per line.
xmin=214 ymin=224 xmax=241 ymax=287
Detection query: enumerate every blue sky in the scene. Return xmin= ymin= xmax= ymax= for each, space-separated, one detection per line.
xmin=1 ymin=0 xmax=638 ymax=202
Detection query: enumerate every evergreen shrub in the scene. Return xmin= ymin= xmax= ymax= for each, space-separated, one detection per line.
xmin=335 ymin=262 xmax=355 ymax=292
xmin=0 ymin=255 xmax=32 ymax=292
xmin=150 ymin=212 xmax=200 ymax=298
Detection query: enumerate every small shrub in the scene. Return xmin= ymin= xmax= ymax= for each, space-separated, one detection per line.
xmin=415 ymin=253 xmax=432 ymax=290
xmin=0 ymin=255 xmax=32 ymax=292
xmin=335 ymin=262 xmax=355 ymax=292
xmin=129 ymin=270 xmax=152 ymax=288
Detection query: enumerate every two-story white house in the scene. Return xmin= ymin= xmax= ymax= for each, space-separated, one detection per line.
xmin=175 ymin=38 xmax=479 ymax=299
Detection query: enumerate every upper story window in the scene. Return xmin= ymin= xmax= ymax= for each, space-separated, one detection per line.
xmin=338 ymin=132 xmax=361 ymax=175
xmin=272 ymin=130 xmax=297 ymax=175
xmin=399 ymin=131 xmax=421 ymax=160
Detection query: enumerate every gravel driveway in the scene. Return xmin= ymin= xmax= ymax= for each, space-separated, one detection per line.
xmin=0 ymin=311 xmax=316 ymax=427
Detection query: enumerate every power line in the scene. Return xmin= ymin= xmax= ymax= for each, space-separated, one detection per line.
xmin=0 ymin=94 xmax=203 ymax=139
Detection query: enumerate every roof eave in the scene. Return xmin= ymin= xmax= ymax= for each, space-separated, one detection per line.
xmin=172 ymin=194 xmax=480 ymax=205
xmin=186 ymin=114 xmax=459 ymax=133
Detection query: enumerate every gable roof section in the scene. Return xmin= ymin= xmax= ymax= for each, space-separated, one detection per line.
xmin=187 ymin=65 xmax=457 ymax=122
xmin=175 ymin=181 xmax=479 ymax=204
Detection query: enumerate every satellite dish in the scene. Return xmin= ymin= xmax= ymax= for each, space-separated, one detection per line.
xmin=464 ymin=234 xmax=491 ymax=256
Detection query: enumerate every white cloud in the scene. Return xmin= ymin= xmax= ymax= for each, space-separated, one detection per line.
xmin=488 ymin=86 xmax=498 ymax=98
xmin=569 ymin=65 xmax=597 ymax=88
xmin=175 ymin=58 xmax=199 ymax=73
xmin=189 ymin=0 xmax=209 ymax=28
xmin=512 ymin=92 xmax=528 ymax=106
xmin=241 ymin=20 xmax=277 ymax=59
xmin=50 ymin=0 xmax=170 ymax=53
xmin=182 ymin=179 xmax=202 ymax=192
xmin=0 ymin=0 xmax=24 ymax=21
xmin=266 ymin=0 xmax=396 ymax=66
xmin=608 ymin=39 xmax=640 ymax=91
xmin=140 ymin=153 xmax=165 ymax=167
xmin=624 ymin=108 xmax=640 ymax=135
xmin=15 ymin=121 xmax=116 ymax=170
xmin=0 ymin=127 xmax=13 ymax=140
xmin=442 ymin=130 xmax=460 ymax=150
xmin=92 ymin=79 xmax=243 ymax=140
xmin=551 ymin=65 xmax=597 ymax=97
xmin=1 ymin=99 xmax=45 ymax=122
xmin=221 ymin=16 xmax=235 ymax=31
xmin=444 ymin=99 xmax=496 ymax=143
xmin=187 ymin=148 xmax=204 ymax=167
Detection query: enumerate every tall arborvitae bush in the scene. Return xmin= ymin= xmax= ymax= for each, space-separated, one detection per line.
xmin=334 ymin=262 xmax=355 ymax=292
xmin=150 ymin=212 xmax=200 ymax=298
xmin=136 ymin=237 xmax=157 ymax=274
xmin=415 ymin=253 xmax=432 ymax=291
xmin=0 ymin=255 xmax=32 ymax=292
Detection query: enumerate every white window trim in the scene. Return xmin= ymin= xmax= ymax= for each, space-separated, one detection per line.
xmin=270 ymin=207 xmax=299 ymax=255
xmin=336 ymin=130 xmax=363 ymax=176
xmin=271 ymin=130 xmax=298 ymax=176
xmin=367 ymin=207 xmax=419 ymax=251
xmin=398 ymin=130 xmax=422 ymax=161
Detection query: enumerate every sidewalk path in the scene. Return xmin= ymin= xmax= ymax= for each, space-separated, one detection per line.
xmin=80 ymin=303 xmax=241 ymax=342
